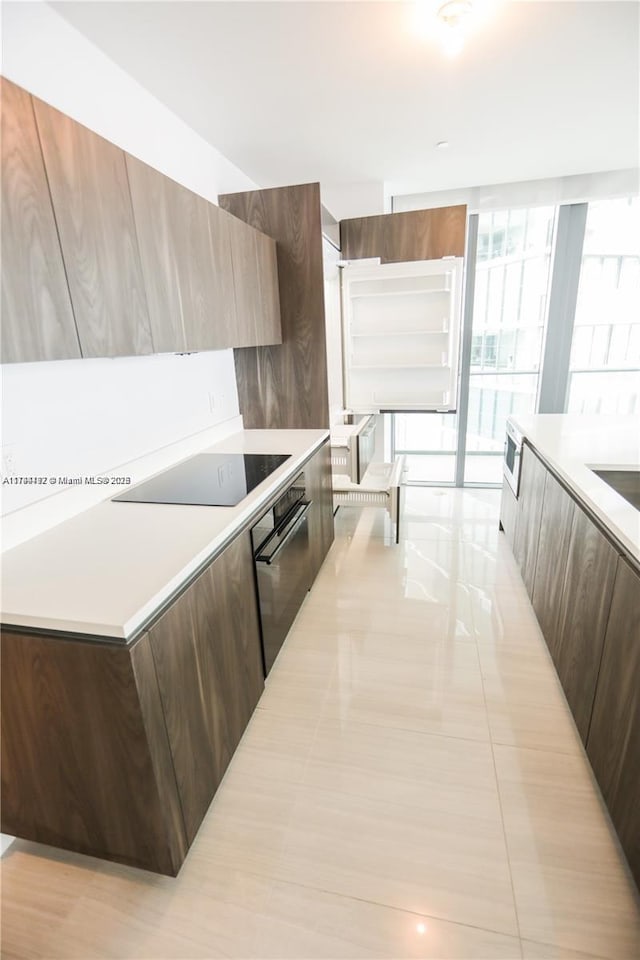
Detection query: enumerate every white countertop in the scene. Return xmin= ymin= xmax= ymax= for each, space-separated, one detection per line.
xmin=0 ymin=429 xmax=328 ymax=641
xmin=510 ymin=414 xmax=640 ymax=564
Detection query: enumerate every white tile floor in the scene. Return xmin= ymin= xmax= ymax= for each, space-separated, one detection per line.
xmin=2 ymin=488 xmax=639 ymax=959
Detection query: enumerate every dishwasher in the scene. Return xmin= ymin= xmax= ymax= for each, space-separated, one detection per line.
xmin=251 ymin=472 xmax=312 ymax=675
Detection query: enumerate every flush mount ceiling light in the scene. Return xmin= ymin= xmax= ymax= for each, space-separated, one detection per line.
xmin=437 ymin=0 xmax=473 ymax=55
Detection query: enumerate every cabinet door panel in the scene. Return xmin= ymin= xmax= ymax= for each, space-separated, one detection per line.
xmin=255 ymin=229 xmax=282 ymax=345
xmin=532 ymin=470 xmax=575 ymax=657
xmin=513 ymin=444 xmax=546 ymax=596
xmin=128 ymin=153 xmax=239 ymax=353
xmin=125 ymin=155 xmax=187 ymax=352
xmin=305 ymin=440 xmax=335 ymax=582
xmin=227 ymin=212 xmax=262 ymax=347
xmin=148 ymin=534 xmax=263 ymax=843
xmin=0 ymin=79 xmax=80 ymax=362
xmin=0 ymin=629 xmax=185 ymax=875
xmin=587 ymin=558 xmax=640 ymax=887
xmin=553 ymin=509 xmax=618 ymax=742
xmin=33 ymin=98 xmax=153 ymax=358
xmin=207 ymin=202 xmax=238 ymax=346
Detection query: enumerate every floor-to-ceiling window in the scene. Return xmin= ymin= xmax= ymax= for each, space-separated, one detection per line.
xmin=463 ymin=206 xmax=556 ymax=484
xmin=566 ymin=197 xmax=640 ymax=414
xmin=390 ymin=196 xmax=638 ymax=486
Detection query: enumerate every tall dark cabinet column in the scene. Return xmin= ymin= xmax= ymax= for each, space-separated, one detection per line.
xmin=219 ymin=181 xmax=334 ymax=570
xmin=219 ymin=182 xmax=329 ymax=430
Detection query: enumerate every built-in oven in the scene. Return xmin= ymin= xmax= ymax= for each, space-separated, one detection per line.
xmin=251 ymin=472 xmax=312 ymax=675
xmin=503 ymin=420 xmax=523 ymax=496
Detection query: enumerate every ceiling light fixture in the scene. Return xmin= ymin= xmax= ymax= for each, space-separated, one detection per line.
xmin=436 ymin=140 xmax=449 ymax=149
xmin=437 ymin=0 xmax=473 ymax=56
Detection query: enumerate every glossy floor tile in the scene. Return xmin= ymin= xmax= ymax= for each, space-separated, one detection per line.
xmin=2 ymin=488 xmax=639 ymax=959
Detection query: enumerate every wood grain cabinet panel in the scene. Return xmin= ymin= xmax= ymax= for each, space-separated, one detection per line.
xmin=207 ymin=202 xmax=238 ymax=346
xmin=226 ymin=211 xmax=263 ymax=348
xmin=126 ymin=155 xmax=239 ymax=353
xmin=339 ymin=214 xmax=386 ymax=261
xmin=587 ymin=558 xmax=640 ymax=887
xmin=33 ymin=97 xmax=153 ymax=358
xmin=513 ymin=444 xmax=547 ymax=596
xmin=254 ymin=228 xmax=282 ymax=346
xmin=0 ymin=78 xmax=80 ymax=362
xmin=148 ymin=532 xmax=263 ymax=844
xmin=531 ymin=469 xmax=575 ymax=654
xmin=305 ymin=440 xmax=335 ymax=582
xmin=339 ymin=206 xmax=466 ymax=263
xmin=220 ymin=182 xmax=330 ymax=430
xmin=0 ymin=630 xmax=187 ymax=875
xmin=124 ymin=154 xmax=187 ymax=352
xmin=552 ymin=507 xmax=618 ymax=743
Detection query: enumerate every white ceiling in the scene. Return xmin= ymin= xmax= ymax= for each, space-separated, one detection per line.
xmin=51 ymin=1 xmax=639 ymax=209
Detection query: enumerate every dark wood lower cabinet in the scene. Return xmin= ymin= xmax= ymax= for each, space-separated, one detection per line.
xmin=305 ymin=440 xmax=335 ymax=582
xmin=0 ymin=630 xmax=187 ymax=875
xmin=1 ymin=532 xmax=263 ymax=875
xmin=586 ymin=558 xmax=640 ymax=888
xmin=551 ymin=507 xmax=618 ymax=743
xmin=506 ymin=441 xmax=640 ymax=889
xmin=513 ymin=444 xmax=546 ymax=596
xmin=148 ymin=532 xmax=263 ymax=844
xmin=531 ymin=469 xmax=575 ymax=647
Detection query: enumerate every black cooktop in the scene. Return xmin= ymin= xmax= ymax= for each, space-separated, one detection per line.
xmin=112 ymin=452 xmax=291 ymax=507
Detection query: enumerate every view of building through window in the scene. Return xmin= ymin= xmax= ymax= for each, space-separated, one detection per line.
xmin=567 ymin=197 xmax=640 ymax=414
xmin=464 ymin=206 xmax=555 ymax=483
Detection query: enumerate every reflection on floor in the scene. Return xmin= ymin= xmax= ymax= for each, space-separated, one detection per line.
xmin=2 ymin=489 xmax=639 ymax=959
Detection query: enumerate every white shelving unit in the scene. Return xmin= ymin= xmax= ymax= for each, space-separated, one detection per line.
xmin=341 ymin=258 xmax=464 ymax=413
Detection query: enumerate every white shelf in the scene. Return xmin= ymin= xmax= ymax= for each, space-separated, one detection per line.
xmin=350 ymin=288 xmax=450 ymax=299
xmin=350 ymin=328 xmax=449 ymax=337
xmin=342 ymin=258 xmax=464 ymax=413
xmin=351 ymin=363 xmax=449 ymax=370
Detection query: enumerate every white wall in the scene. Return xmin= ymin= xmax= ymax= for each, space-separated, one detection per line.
xmin=0 ymin=2 xmax=258 ymax=545
xmin=1 ymin=1 xmax=257 ymax=202
xmin=322 ymin=180 xmax=389 ymax=222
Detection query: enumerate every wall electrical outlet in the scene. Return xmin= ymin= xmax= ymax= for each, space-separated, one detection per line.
xmin=208 ymin=392 xmax=216 ymax=413
xmin=1 ymin=445 xmax=17 ymax=477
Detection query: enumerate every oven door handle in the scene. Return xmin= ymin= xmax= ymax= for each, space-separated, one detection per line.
xmin=255 ymin=501 xmax=312 ymax=565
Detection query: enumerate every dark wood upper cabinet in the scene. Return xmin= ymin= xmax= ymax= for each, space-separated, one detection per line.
xmin=220 ymin=182 xmax=330 ymax=430
xmin=513 ymin=444 xmax=547 ymax=596
xmin=531 ymin=469 xmax=576 ymax=651
xmin=340 ymin=206 xmax=467 ymax=263
xmin=148 ymin=532 xmax=263 ymax=844
xmin=207 ymin=202 xmax=239 ymax=346
xmin=340 ymin=214 xmax=386 ymax=261
xmin=586 ymin=557 xmax=640 ymax=887
xmin=552 ymin=508 xmax=618 ymax=743
xmin=33 ymin=97 xmax=153 ymax=358
xmin=254 ymin=227 xmax=282 ymax=346
xmin=127 ymin=155 xmax=243 ymax=353
xmin=0 ymin=78 xmax=80 ymax=363
xmin=225 ymin=209 xmax=262 ymax=348
xmin=127 ymin=155 xmax=280 ymax=352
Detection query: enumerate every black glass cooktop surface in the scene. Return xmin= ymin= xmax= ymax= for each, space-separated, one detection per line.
xmin=112 ymin=452 xmax=291 ymax=507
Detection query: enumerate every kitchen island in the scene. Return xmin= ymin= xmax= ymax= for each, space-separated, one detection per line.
xmin=499 ymin=414 xmax=640 ymax=889
xmin=1 ymin=428 xmax=333 ymax=875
